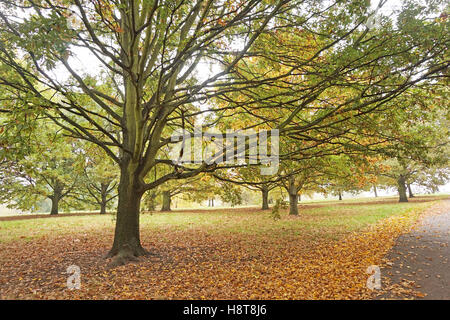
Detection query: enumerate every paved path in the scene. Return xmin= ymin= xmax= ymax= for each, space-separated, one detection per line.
xmin=379 ymin=200 xmax=450 ymax=299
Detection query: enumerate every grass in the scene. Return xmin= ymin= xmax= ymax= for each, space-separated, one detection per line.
xmin=0 ymin=195 xmax=444 ymax=244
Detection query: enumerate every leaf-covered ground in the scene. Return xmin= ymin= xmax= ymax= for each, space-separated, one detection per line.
xmin=375 ymin=199 xmax=450 ymax=300
xmin=0 ymin=196 xmax=447 ymax=299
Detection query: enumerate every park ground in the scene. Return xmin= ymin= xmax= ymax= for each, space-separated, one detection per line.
xmin=0 ymin=195 xmax=448 ymax=300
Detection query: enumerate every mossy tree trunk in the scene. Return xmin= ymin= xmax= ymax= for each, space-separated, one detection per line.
xmin=106 ymin=157 xmax=148 ymax=265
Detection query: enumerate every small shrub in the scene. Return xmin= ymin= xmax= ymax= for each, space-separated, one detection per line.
xmin=270 ymin=198 xmax=287 ymax=220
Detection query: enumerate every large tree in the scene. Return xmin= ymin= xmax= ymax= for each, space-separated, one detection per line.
xmin=370 ymin=83 xmax=449 ymax=202
xmin=76 ymin=143 xmax=119 ymax=214
xmin=0 ymin=0 xmax=448 ymax=265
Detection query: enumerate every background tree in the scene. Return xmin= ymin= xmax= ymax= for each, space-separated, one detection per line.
xmin=76 ymin=143 xmax=119 ymax=214
xmin=214 ymin=166 xmax=279 ymax=210
xmin=173 ymin=174 xmax=243 ymax=209
xmin=277 ymin=157 xmax=328 ymax=215
xmin=0 ymin=123 xmax=85 ymax=214
xmin=321 ymin=155 xmax=384 ymax=201
xmin=411 ymin=165 xmax=450 ymax=194
xmin=370 ymin=83 xmax=449 ymax=202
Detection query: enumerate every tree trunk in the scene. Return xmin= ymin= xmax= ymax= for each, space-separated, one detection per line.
xmin=261 ymin=188 xmax=269 ymax=210
xmin=49 ymin=187 xmax=62 ymax=215
xmin=289 ymin=192 xmax=299 ymax=215
xmin=298 ymin=194 xmax=301 ymax=202
xmin=106 ymin=162 xmax=147 ymax=266
xmin=100 ymin=183 xmax=108 ymax=214
xmin=373 ymin=185 xmax=378 ymax=197
xmin=407 ymin=183 xmax=414 ymax=198
xmin=397 ymin=176 xmax=408 ymax=202
xmin=161 ymin=191 xmax=171 ymax=211
xmin=338 ymin=190 xmax=342 ymax=201
xmin=50 ymin=196 xmax=60 ymax=215
xmin=288 ymin=176 xmax=299 ymax=215
xmin=100 ymin=202 xmax=107 ymax=215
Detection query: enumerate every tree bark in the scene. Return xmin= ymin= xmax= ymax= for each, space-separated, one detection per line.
xmin=288 ymin=176 xmax=299 ymax=215
xmin=261 ymin=188 xmax=269 ymax=210
xmin=106 ymin=161 xmax=147 ymax=265
xmin=373 ymin=185 xmax=378 ymax=197
xmin=289 ymin=193 xmax=299 ymax=215
xmin=49 ymin=187 xmax=62 ymax=215
xmin=50 ymin=195 xmax=60 ymax=215
xmin=100 ymin=183 xmax=108 ymax=214
xmin=338 ymin=190 xmax=342 ymax=201
xmin=100 ymin=202 xmax=107 ymax=215
xmin=161 ymin=191 xmax=171 ymax=211
xmin=407 ymin=183 xmax=414 ymax=198
xmin=397 ymin=175 xmax=408 ymax=202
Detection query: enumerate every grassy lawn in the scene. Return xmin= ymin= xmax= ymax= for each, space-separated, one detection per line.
xmin=0 ymin=195 xmax=447 ymax=299
xmin=0 ymin=195 xmax=444 ymax=243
